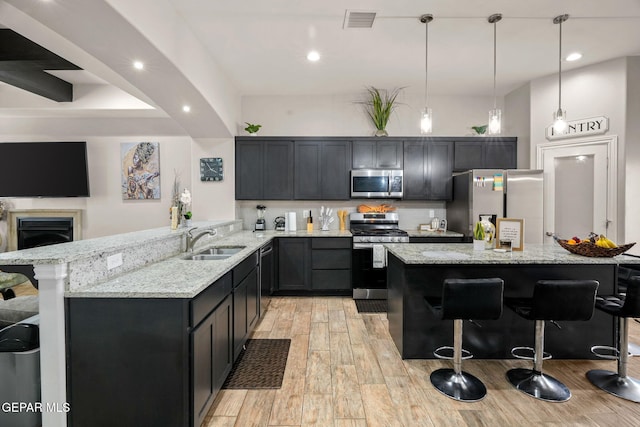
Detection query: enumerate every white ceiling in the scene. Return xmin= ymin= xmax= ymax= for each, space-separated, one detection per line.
xmin=1 ymin=0 xmax=640 ymax=137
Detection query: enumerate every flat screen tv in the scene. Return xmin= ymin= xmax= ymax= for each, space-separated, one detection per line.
xmin=0 ymin=142 xmax=90 ymax=197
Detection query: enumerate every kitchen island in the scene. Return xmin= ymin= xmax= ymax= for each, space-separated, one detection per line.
xmin=385 ymin=243 xmax=640 ymax=359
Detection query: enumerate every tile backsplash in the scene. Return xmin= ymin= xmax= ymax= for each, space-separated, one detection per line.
xmin=236 ymin=200 xmax=448 ymax=232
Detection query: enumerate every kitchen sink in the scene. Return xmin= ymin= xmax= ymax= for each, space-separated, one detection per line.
xmin=197 ymin=246 xmax=245 ymax=255
xmin=182 ymin=246 xmax=245 ymax=261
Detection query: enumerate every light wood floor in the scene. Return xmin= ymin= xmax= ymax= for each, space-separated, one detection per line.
xmin=12 ymin=281 xmax=38 ymax=297
xmin=202 ymin=296 xmax=640 ymax=427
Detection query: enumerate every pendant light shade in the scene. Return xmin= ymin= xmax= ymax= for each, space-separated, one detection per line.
xmin=553 ymin=14 xmax=569 ymax=133
xmin=420 ymin=14 xmax=433 ymax=134
xmin=487 ymin=13 xmax=502 ymax=135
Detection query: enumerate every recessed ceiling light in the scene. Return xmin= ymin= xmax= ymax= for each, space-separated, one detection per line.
xmin=307 ymin=51 xmax=320 ymax=62
xmin=182 ymin=105 xmax=191 ymax=113
xmin=566 ymin=52 xmax=582 ymax=62
xmin=133 ymin=60 xmax=144 ymax=70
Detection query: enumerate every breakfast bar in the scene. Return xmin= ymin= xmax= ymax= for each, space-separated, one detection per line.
xmin=385 ymin=243 xmax=640 ymax=359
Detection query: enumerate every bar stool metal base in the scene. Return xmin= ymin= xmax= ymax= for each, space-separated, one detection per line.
xmin=430 ymin=368 xmax=487 ymax=402
xmin=586 ymin=369 xmax=640 ymax=403
xmin=506 ymin=368 xmax=571 ymax=402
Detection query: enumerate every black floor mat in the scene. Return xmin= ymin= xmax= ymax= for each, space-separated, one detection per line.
xmin=222 ymin=339 xmax=291 ymax=389
xmin=355 ymin=299 xmax=387 ymax=313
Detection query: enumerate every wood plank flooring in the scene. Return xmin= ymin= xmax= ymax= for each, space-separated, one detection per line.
xmin=202 ymin=296 xmax=640 ymax=427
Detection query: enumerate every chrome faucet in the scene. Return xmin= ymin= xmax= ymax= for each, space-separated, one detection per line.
xmin=186 ymin=227 xmax=217 ymax=252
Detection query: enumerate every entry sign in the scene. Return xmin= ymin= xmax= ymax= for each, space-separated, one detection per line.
xmin=546 ymin=116 xmax=609 ymax=140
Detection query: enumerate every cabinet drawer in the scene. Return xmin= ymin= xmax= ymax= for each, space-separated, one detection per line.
xmin=312 ymin=270 xmax=351 ymax=290
xmin=311 ymin=238 xmax=351 ymax=249
xmin=191 ymin=272 xmax=232 ymax=327
xmin=233 ymin=251 xmax=259 ymax=287
xmin=312 ymin=249 xmax=351 ymax=269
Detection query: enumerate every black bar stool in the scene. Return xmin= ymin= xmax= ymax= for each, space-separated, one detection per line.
xmin=587 ymin=276 xmax=640 ymax=402
xmin=506 ymin=279 xmax=599 ymax=402
xmin=425 ymin=278 xmax=504 ymax=402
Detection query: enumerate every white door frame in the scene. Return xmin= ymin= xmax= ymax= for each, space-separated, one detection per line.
xmin=536 ymin=135 xmax=618 ymax=242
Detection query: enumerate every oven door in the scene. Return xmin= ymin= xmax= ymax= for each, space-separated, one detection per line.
xmin=352 ymin=242 xmax=387 ymax=299
xmin=351 ymin=170 xmax=403 ymax=198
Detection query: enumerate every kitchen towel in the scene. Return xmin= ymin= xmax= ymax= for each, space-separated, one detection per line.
xmin=372 ymin=244 xmax=386 ymax=269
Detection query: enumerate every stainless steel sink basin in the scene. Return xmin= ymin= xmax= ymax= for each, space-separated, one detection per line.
xmin=197 ymin=246 xmax=245 ymax=255
xmin=182 ymin=246 xmax=245 ymax=260
xmin=184 ymin=254 xmax=232 ymax=261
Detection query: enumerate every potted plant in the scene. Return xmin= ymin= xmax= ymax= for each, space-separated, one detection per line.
xmin=183 ymin=211 xmax=192 ymax=226
xmin=360 ymin=86 xmax=403 ymax=136
xmin=472 ymin=125 xmax=487 ymax=135
xmin=244 ymin=122 xmax=262 ymax=136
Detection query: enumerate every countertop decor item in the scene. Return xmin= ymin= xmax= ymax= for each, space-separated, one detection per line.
xmin=357 ymin=204 xmax=396 ymax=213
xmin=556 ymin=239 xmax=635 ymax=257
xmin=337 ymin=210 xmax=347 ymax=231
xmin=472 ymin=125 xmax=487 ymax=135
xmin=359 ymin=86 xmax=403 ymax=136
xmin=244 ymin=122 xmax=261 ymax=135
xmin=319 ymin=206 xmax=334 ymax=231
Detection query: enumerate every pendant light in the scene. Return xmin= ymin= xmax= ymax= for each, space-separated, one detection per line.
xmin=553 ymin=14 xmax=569 ymax=133
xmin=487 ymin=13 xmax=502 ymax=135
xmin=420 ymin=14 xmax=433 ymax=134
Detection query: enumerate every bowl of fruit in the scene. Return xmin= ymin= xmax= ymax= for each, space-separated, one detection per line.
xmin=556 ymin=233 xmax=635 ymax=257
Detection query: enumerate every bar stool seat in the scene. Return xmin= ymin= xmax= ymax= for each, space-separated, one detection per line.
xmin=425 ymin=278 xmax=504 ymax=402
xmin=587 ymin=276 xmax=640 ymax=402
xmin=506 ymin=279 xmax=599 ymax=402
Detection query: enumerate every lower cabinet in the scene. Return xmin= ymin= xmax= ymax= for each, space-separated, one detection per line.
xmin=276 ymin=237 xmax=351 ymax=294
xmin=192 ymin=294 xmax=232 ymax=427
xmin=66 ymin=251 xmax=261 ymax=427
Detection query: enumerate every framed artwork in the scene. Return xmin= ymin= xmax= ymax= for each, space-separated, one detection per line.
xmin=200 ymin=157 xmax=223 ymax=181
xmin=121 ymin=142 xmax=160 ymax=200
xmin=496 ymin=218 xmax=525 ymax=251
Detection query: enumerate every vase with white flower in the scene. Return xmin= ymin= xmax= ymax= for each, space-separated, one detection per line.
xmin=180 ymin=189 xmax=192 ymax=227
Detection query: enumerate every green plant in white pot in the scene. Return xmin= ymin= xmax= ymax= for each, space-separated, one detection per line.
xmin=359 ymin=86 xmax=403 ymax=136
xmin=244 ymin=122 xmax=262 ymax=136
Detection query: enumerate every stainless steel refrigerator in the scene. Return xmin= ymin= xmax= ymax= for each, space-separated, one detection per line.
xmin=447 ymin=169 xmax=544 ymax=244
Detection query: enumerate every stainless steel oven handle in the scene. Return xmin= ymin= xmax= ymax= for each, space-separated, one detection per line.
xmin=388 ymin=172 xmax=392 ymax=196
xmin=353 ymin=242 xmax=374 ymax=249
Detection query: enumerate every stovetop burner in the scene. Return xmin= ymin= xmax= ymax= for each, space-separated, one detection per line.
xmin=350 ymin=212 xmax=409 ymax=243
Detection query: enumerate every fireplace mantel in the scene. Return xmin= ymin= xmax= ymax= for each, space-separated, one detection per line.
xmin=7 ymin=209 xmax=82 ymax=252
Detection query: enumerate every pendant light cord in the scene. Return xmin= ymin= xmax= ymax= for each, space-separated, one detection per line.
xmin=558 ymin=17 xmax=562 ymax=110
xmin=424 ymin=16 xmax=429 ymax=107
xmin=493 ymin=19 xmax=497 ymax=109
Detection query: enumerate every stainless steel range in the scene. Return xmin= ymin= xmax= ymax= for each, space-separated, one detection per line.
xmin=350 ymin=212 xmax=409 ymax=299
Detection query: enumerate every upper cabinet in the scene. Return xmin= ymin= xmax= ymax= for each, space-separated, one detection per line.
xmin=235 ymin=138 xmax=294 ymax=200
xmin=453 ymin=137 xmax=517 ymax=171
xmin=403 ymin=139 xmax=453 ymax=201
xmin=352 ymin=139 xmax=403 ymax=169
xmin=294 ymin=139 xmax=351 ymax=200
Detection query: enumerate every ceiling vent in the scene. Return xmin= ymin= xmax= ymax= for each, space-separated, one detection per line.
xmin=343 ymin=10 xmax=376 ymax=29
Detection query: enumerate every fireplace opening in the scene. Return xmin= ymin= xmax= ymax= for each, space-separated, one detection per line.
xmin=17 ymin=217 xmax=74 ymax=250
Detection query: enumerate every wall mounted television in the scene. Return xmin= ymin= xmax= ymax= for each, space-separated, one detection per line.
xmin=0 ymin=141 xmax=90 ymax=197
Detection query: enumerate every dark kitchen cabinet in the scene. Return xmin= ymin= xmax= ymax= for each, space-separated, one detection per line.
xmin=236 ymin=138 xmax=294 ymax=199
xmin=453 ymin=137 xmax=517 ymax=171
xmin=192 ymin=294 xmax=232 ymax=427
xmin=66 ymin=271 xmax=235 ymax=427
xmin=232 ymin=252 xmax=259 ymax=360
xmin=276 ymin=238 xmax=311 ymax=291
xmin=311 ymin=238 xmax=352 ymax=291
xmin=294 ymin=139 xmax=351 ymax=200
xmin=403 ymin=139 xmax=453 ymax=200
xmin=352 ymin=138 xmax=403 ymax=169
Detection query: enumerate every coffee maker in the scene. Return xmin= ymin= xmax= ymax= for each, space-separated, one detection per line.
xmin=255 ymin=205 xmax=266 ymax=231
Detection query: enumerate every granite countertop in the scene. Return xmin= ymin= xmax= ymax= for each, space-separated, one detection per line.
xmin=65 ymin=229 xmax=354 ymax=299
xmin=386 ymin=242 xmax=640 ymax=265
xmin=405 ymin=230 xmax=464 ymax=238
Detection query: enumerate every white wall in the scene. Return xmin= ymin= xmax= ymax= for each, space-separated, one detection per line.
xmin=625 ymin=57 xmax=640 ymax=254
xmin=241 ymin=91 xmax=506 ymax=137
xmin=504 ymin=83 xmax=531 ymax=168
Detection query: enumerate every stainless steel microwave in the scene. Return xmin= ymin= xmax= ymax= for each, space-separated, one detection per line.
xmin=351 ymin=169 xmax=403 ymax=198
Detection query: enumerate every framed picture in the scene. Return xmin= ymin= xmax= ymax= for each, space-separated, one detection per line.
xmin=121 ymin=142 xmax=160 ymax=200
xmin=496 ymin=218 xmax=524 ymax=251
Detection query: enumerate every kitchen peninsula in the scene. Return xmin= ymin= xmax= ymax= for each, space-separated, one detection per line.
xmin=385 ymin=243 xmax=640 ymax=360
